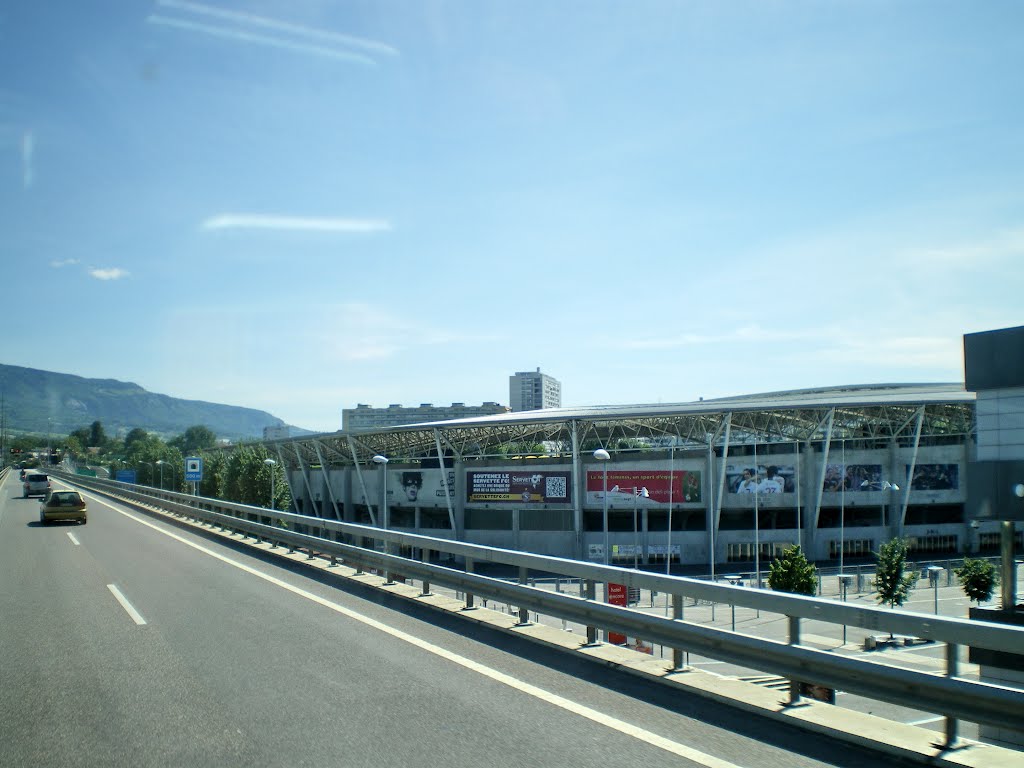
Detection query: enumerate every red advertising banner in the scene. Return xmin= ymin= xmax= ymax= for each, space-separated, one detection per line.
xmin=466 ymin=471 xmax=572 ymax=504
xmin=586 ymin=470 xmax=701 ymax=504
xmin=607 ymin=583 xmax=627 ymax=645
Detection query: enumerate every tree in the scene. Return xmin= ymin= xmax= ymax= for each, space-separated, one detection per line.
xmin=221 ymin=444 xmax=290 ymax=510
xmin=767 ymin=545 xmax=817 ymax=596
xmin=199 ymin=451 xmax=227 ymax=498
xmin=954 ymin=558 xmax=999 ymax=606
xmin=874 ymin=538 xmax=917 ymax=618
xmin=88 ymin=420 xmax=106 ymax=448
xmin=124 ymin=428 xmax=149 ymax=452
xmin=69 ymin=427 xmax=90 ymax=448
xmin=170 ymin=425 xmax=217 ymax=455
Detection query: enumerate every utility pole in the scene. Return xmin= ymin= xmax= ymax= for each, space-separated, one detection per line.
xmin=0 ymin=392 xmax=5 ymax=468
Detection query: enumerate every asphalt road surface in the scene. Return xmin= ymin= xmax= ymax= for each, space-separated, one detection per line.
xmin=0 ymin=473 xmax=920 ymax=768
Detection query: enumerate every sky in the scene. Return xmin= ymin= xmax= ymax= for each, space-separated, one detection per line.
xmin=2 ymin=1 xmax=1022 ymax=434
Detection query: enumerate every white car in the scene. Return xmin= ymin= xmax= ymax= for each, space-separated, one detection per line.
xmin=23 ymin=473 xmax=51 ymax=498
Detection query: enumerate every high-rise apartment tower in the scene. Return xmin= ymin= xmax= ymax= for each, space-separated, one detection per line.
xmin=509 ymin=368 xmax=561 ymax=412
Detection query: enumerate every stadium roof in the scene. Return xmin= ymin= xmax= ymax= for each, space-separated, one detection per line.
xmin=262 ymin=383 xmax=975 ymax=470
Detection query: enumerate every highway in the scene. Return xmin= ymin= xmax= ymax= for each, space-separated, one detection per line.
xmin=0 ymin=472 xmax=923 ymax=768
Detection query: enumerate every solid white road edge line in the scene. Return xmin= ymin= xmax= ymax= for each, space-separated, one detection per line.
xmin=88 ymin=493 xmax=748 ymax=768
xmin=107 ymin=583 xmax=147 ymax=625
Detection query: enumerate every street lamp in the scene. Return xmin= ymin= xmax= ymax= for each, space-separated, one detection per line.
xmin=839 ymin=439 xmax=846 ymax=578
xmin=372 ymin=455 xmax=389 ymax=529
xmin=264 ymin=458 xmax=276 ymax=510
xmin=155 ymin=459 xmax=167 ymax=490
xmin=632 ymin=486 xmax=649 ymax=569
xmin=593 ymin=449 xmax=611 ymax=564
xmin=927 ymin=565 xmax=944 ymax=614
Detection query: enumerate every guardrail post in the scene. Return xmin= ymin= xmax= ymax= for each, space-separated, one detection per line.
xmin=421 ymin=549 xmax=432 ymax=596
xmin=945 ymin=643 xmax=959 ymax=748
xmin=383 ymin=533 xmax=396 ymax=586
xmin=464 ymin=557 xmax=475 ymax=610
xmin=788 ymin=615 xmax=802 ymax=705
xmin=354 ymin=536 xmax=364 ymax=574
xmin=517 ymin=566 xmax=529 ymax=625
xmin=671 ymin=594 xmax=684 ymax=671
xmin=585 ymin=580 xmax=598 ymax=645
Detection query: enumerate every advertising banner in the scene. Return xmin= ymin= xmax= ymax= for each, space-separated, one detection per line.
xmin=907 ymin=464 xmax=959 ymax=490
xmin=725 ymin=464 xmax=795 ymax=494
xmin=585 ymin=470 xmax=701 ymax=505
xmin=822 ymin=464 xmax=883 ymax=492
xmin=466 ymin=471 xmax=572 ymax=504
xmin=384 ymin=469 xmax=456 ymax=506
xmin=607 ymin=583 xmax=627 ymax=645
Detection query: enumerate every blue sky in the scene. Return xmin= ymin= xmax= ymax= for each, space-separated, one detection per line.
xmin=2 ymin=1 xmax=1022 ymax=433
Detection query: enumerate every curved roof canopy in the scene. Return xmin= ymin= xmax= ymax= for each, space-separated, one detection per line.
xmin=261 ymin=383 xmax=975 ymax=471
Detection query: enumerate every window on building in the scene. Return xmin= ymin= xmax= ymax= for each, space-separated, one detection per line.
xmin=828 ymin=538 xmax=874 ymax=559
xmin=726 ymin=541 xmax=792 ymax=563
xmin=905 ymin=535 xmax=958 ymax=556
xmin=978 ymin=531 xmax=1024 ymax=553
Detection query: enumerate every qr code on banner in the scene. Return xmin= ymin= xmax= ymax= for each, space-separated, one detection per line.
xmin=545 ymin=476 xmax=567 ymax=499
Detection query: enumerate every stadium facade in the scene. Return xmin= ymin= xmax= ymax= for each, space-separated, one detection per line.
xmin=265 ymin=379 xmax=1022 ymax=570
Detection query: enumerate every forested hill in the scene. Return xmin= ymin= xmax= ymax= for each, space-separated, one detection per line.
xmin=0 ymin=363 xmax=296 ymax=440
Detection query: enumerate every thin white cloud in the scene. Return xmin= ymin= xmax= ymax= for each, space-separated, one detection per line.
xmin=611 ymin=325 xmax=834 ymax=350
xmin=89 ymin=268 xmax=129 ymax=281
xmin=202 ymin=214 xmax=391 ymax=233
xmin=21 ymin=131 xmax=34 ymax=189
xmin=896 ymin=228 xmax=1024 ymax=269
xmin=50 ymin=258 xmax=79 ymax=268
xmin=147 ymin=14 xmax=378 ymax=66
xmin=158 ymin=0 xmax=399 ymax=57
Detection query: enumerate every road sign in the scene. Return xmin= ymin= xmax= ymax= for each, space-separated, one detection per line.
xmin=185 ymin=456 xmax=203 ymax=482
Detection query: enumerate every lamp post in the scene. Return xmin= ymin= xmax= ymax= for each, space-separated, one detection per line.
xmin=753 ymin=441 xmax=760 ymax=589
xmin=631 ymin=486 xmax=649 ymax=569
xmin=594 ymin=449 xmax=611 ymax=564
xmin=372 ymin=455 xmax=392 ymax=585
xmin=927 ymin=565 xmax=943 ymax=614
xmin=372 ymin=455 xmax=389 ymax=529
xmin=264 ymin=458 xmax=276 ymax=510
xmin=839 ymin=439 xmax=846 ymax=578
xmin=666 ymin=445 xmax=675 ymax=575
xmin=155 ymin=459 xmax=167 ymax=490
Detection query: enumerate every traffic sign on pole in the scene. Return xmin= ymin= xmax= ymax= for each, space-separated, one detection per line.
xmin=185 ymin=456 xmax=203 ymax=482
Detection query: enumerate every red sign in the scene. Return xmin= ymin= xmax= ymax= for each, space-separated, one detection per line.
xmin=607 ymin=583 xmax=627 ymax=645
xmin=586 ymin=470 xmax=702 ymax=504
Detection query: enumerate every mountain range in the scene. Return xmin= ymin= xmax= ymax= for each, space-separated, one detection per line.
xmin=0 ymin=363 xmax=307 ymax=440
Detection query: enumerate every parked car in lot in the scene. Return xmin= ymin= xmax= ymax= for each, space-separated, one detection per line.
xmin=23 ymin=473 xmax=50 ymax=498
xmin=39 ymin=490 xmax=87 ymax=525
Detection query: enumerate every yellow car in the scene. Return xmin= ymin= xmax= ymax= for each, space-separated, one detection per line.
xmin=39 ymin=490 xmax=88 ymax=525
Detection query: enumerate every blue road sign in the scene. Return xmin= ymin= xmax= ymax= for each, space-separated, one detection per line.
xmin=185 ymin=456 xmax=203 ymax=482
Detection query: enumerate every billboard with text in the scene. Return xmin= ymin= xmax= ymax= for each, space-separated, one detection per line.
xmin=586 ymin=469 xmax=701 ymax=505
xmin=466 ymin=471 xmax=572 ymax=504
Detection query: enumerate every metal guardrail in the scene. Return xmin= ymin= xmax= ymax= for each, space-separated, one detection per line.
xmin=59 ymin=472 xmax=1024 ymax=742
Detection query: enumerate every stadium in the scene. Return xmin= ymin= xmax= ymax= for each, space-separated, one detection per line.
xmin=265 ymin=380 xmax=1012 ymax=572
